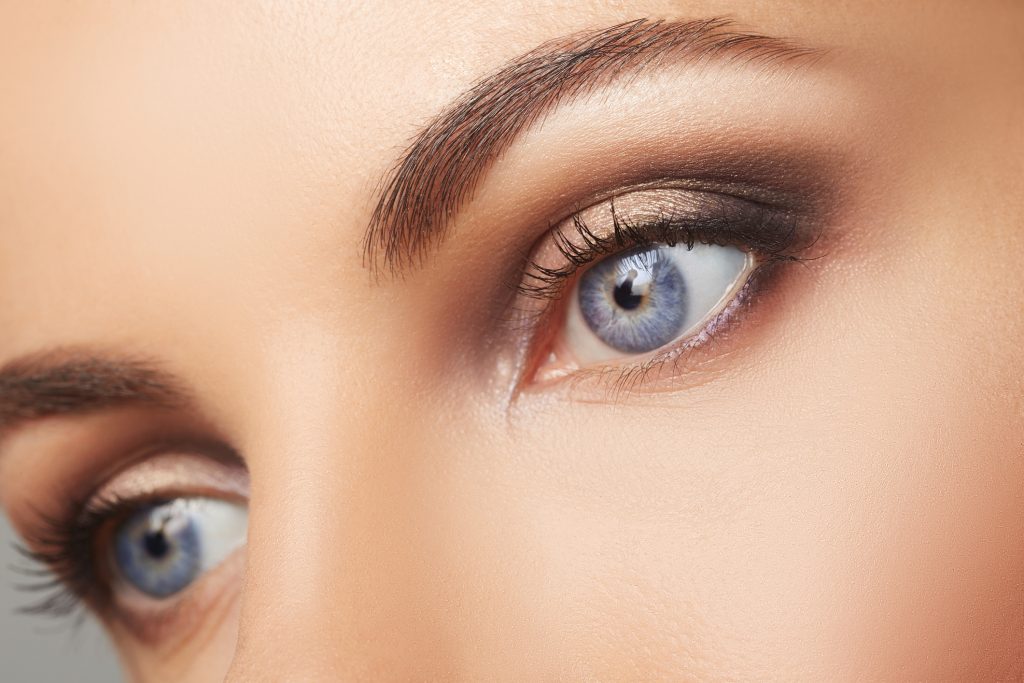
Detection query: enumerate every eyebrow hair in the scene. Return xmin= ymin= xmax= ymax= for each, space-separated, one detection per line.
xmin=363 ymin=17 xmax=822 ymax=275
xmin=0 ymin=350 xmax=191 ymax=438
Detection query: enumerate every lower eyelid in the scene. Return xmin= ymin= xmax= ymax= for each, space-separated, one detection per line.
xmin=106 ymin=543 xmax=246 ymax=648
xmin=521 ymin=251 xmax=790 ymax=397
xmin=96 ymin=495 xmax=247 ymax=642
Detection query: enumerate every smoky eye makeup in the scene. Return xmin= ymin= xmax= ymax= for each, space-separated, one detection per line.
xmin=397 ymin=34 xmax=859 ymax=398
xmin=445 ymin=85 xmax=852 ymax=397
xmin=500 ymin=178 xmax=829 ymax=393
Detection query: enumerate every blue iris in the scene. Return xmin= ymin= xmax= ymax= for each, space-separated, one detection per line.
xmin=114 ymin=500 xmax=202 ymax=598
xmin=578 ymin=245 xmax=688 ymax=353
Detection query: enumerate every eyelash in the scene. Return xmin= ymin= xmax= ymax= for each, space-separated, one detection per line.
xmin=515 ymin=193 xmax=813 ymax=387
xmin=521 ymin=196 xmax=808 ymax=301
xmin=13 ymin=494 xmax=140 ymax=620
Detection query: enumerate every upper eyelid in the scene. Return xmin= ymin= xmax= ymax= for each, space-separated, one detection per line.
xmin=543 ymin=176 xmax=821 ymax=230
xmin=91 ymin=448 xmax=250 ymax=507
xmin=518 ymin=187 xmax=812 ymax=297
xmin=497 ymin=147 xmax=839 ymax=298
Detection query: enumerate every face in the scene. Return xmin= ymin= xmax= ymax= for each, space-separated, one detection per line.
xmin=0 ymin=1 xmax=1022 ymax=680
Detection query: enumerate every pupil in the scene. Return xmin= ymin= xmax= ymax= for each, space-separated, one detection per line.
xmin=613 ymin=269 xmax=645 ymax=311
xmin=143 ymin=530 xmax=170 ymax=559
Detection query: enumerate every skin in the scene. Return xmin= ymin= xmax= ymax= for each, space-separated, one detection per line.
xmin=0 ymin=0 xmax=1022 ymax=680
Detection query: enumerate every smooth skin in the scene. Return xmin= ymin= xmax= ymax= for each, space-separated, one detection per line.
xmin=0 ymin=1 xmax=1022 ymax=681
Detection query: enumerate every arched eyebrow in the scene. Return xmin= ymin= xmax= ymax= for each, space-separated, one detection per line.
xmin=363 ymin=17 xmax=823 ymax=275
xmin=0 ymin=349 xmax=192 ymax=441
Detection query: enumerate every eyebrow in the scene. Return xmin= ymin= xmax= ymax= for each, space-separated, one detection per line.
xmin=0 ymin=350 xmax=191 ymax=439
xmin=363 ymin=17 xmax=822 ymax=275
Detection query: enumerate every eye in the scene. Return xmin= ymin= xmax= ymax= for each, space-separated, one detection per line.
xmin=562 ymin=241 xmax=752 ymax=365
xmin=112 ymin=497 xmax=247 ymax=599
xmin=514 ymin=187 xmax=811 ymax=386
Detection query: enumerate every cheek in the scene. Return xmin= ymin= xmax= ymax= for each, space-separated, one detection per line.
xmin=486 ymin=228 xmax=1023 ymax=677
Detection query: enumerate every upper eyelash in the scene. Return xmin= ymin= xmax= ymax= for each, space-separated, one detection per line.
xmin=518 ymin=194 xmax=808 ymax=301
xmin=10 ymin=494 xmax=135 ymax=620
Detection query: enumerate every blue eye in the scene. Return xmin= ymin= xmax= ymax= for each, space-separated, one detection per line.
xmin=112 ymin=498 xmax=247 ymax=599
xmin=567 ymin=242 xmax=751 ymax=361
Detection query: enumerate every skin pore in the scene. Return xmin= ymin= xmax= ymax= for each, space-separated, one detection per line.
xmin=0 ymin=1 xmax=1022 ymax=680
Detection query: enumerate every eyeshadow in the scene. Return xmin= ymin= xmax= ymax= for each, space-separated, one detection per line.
xmin=521 ymin=186 xmax=818 ymax=300
xmin=93 ymin=451 xmax=250 ymax=504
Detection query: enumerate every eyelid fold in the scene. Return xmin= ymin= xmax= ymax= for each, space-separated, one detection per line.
xmin=93 ymin=451 xmax=251 ymax=505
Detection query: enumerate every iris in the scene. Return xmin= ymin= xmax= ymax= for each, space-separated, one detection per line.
xmin=578 ymin=246 xmax=689 ymax=354
xmin=113 ymin=500 xmax=202 ymax=598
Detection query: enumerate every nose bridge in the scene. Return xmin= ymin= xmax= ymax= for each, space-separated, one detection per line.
xmin=222 ymin=322 xmax=459 ymax=681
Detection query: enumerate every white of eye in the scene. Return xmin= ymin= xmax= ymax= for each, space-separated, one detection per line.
xmin=188 ymin=498 xmax=248 ymax=573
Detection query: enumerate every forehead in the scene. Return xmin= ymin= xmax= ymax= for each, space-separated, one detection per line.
xmin=0 ymin=2 xmax=1017 ymax=360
